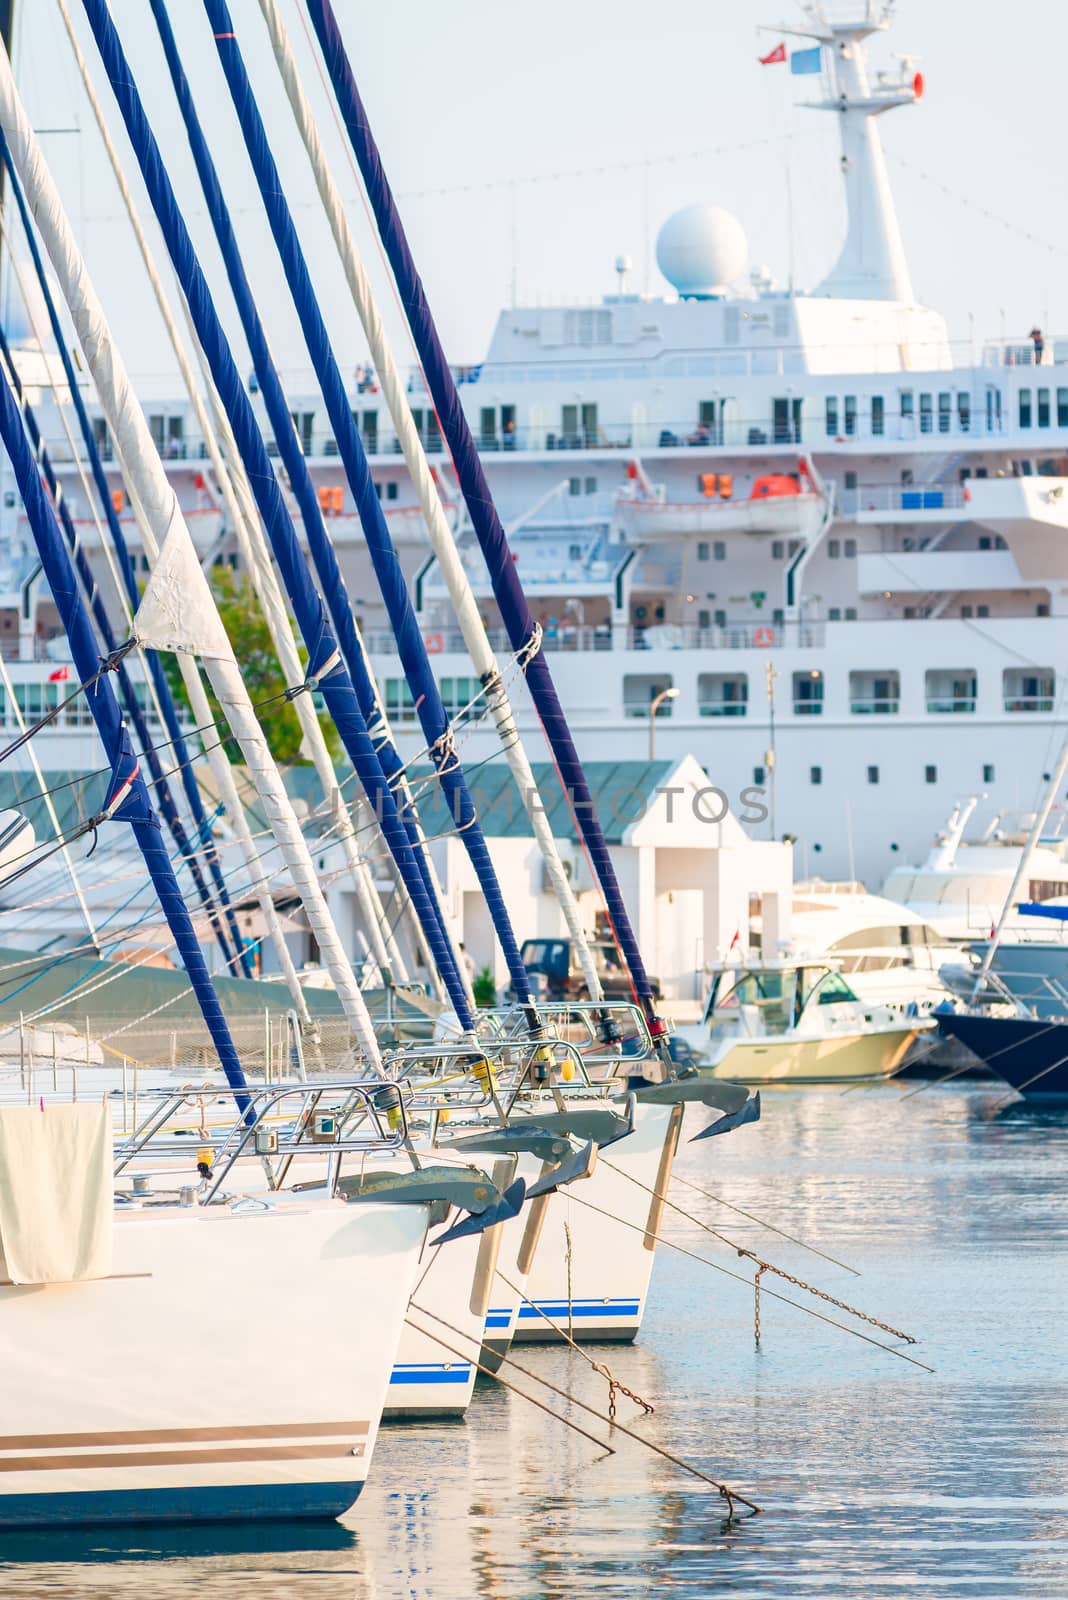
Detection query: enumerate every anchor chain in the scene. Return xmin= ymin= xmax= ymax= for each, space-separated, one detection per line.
xmin=591 ymin=1360 xmax=656 ymax=1423
xmin=739 ymin=1249 xmax=916 ymax=1345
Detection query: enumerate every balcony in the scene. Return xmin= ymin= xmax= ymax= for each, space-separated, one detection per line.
xmin=850 ymin=670 xmax=900 ymax=715
xmin=840 ymin=484 xmax=967 ymax=523
xmin=698 ymin=673 xmax=748 ymax=717
xmin=1004 ymin=668 xmax=1055 ymax=713
xmin=926 ymin=670 xmax=976 ymax=714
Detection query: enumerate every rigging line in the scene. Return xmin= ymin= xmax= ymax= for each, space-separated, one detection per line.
xmin=0 ymin=639 xmax=137 ymax=763
xmin=560 ymin=1190 xmax=935 ymax=1372
xmin=886 ymin=152 xmax=1067 ymax=260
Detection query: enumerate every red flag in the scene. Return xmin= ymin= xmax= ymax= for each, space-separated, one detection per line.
xmin=759 ymin=42 xmax=786 ymax=64
xmin=48 ymin=666 xmax=70 ymax=683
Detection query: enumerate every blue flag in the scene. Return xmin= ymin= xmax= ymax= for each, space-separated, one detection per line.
xmin=790 ymin=45 xmax=823 ymax=75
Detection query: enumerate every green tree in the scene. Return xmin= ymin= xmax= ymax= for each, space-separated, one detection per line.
xmin=164 ymin=566 xmax=341 ymax=765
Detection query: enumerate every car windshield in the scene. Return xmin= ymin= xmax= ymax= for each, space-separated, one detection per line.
xmin=520 ymin=939 xmax=570 ymax=977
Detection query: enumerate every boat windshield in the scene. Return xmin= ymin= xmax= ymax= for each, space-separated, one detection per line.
xmin=798 ymin=967 xmax=860 ymax=1009
xmin=709 ymin=969 xmax=797 ymax=1035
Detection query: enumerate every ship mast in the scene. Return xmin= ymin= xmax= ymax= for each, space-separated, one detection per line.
xmin=777 ymin=1 xmax=921 ymax=301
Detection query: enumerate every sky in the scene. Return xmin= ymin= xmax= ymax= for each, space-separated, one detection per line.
xmin=7 ymin=0 xmax=1068 ymax=387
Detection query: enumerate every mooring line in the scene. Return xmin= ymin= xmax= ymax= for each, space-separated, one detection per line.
xmin=407 ymin=1302 xmax=759 ymax=1519
xmin=625 ymin=1162 xmax=861 ymax=1276
xmin=402 ymin=1314 xmax=615 ymax=1457
xmin=558 ymin=1191 xmax=935 ymax=1372
xmin=599 ymin=1157 xmax=905 ymax=1335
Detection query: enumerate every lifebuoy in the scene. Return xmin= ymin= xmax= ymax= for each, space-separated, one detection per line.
xmin=425 ymin=633 xmax=445 ymax=654
xmin=754 ymin=627 xmax=775 ymax=647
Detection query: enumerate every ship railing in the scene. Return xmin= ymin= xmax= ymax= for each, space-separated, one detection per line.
xmin=838 ymin=483 xmax=967 ymax=516
xmin=364 ymin=621 xmax=826 ymax=657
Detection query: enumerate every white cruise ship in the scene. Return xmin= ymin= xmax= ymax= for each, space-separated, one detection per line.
xmin=1 ymin=0 xmax=1065 ymax=889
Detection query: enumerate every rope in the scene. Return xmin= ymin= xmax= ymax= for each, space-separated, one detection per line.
xmin=560 ymin=1190 xmax=934 ymax=1372
xmin=408 ymin=1300 xmax=757 ymax=1518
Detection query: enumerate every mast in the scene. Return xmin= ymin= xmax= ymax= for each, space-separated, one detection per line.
xmin=255 ymin=0 xmax=605 ymax=1008
xmin=305 ymin=0 xmax=668 ymax=1039
xmin=51 ymin=0 xmax=405 ymax=989
xmin=194 ymin=0 xmax=535 ymax=1011
xmin=784 ymin=2 xmax=921 ymax=301
xmin=76 ymin=0 xmax=475 ymax=1033
xmin=0 ymin=37 xmax=387 ymax=1071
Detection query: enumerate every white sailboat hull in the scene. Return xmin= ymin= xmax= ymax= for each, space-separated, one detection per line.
xmin=0 ymin=1194 xmax=426 ymax=1529
xmin=515 ymin=1102 xmax=679 ymax=1344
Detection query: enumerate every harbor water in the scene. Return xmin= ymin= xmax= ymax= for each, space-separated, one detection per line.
xmin=1 ymin=1082 xmax=1065 ymax=1598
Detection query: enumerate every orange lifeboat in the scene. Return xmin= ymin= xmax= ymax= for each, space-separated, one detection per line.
xmin=750 ymin=474 xmax=801 ymax=499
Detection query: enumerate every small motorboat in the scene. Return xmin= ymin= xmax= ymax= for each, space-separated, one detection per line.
xmin=935 ymin=1011 xmax=1068 ymax=1101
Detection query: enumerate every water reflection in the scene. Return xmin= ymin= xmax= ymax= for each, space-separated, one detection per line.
xmin=0 ymin=1086 xmax=1065 ymax=1598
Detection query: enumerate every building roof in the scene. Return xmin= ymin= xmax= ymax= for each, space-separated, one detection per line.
xmin=280 ymin=759 xmax=680 ymax=846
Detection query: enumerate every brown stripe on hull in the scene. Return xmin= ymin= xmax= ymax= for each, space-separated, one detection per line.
xmin=0 ymin=1421 xmax=369 ymax=1451
xmin=0 ymin=1443 xmax=365 ymax=1473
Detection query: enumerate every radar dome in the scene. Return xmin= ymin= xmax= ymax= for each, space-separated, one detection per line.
xmin=655 ymin=205 xmax=747 ymax=298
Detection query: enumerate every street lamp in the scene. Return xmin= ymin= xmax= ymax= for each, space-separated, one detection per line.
xmin=649 ymin=685 xmax=679 ymax=761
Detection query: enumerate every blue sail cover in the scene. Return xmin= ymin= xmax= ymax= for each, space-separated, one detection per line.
xmin=0 ymin=136 xmax=249 ymax=977
xmin=303 ymin=0 xmax=660 ymax=1024
xmin=0 ymin=347 xmax=249 ymax=1103
xmin=196 ymin=0 xmax=532 ymax=1004
xmin=80 ymin=0 xmax=473 ymax=1026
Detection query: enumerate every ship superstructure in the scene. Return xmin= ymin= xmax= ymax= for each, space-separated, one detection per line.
xmin=1 ymin=1 xmax=1065 ymax=886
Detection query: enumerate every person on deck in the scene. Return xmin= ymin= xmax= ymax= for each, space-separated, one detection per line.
xmin=1030 ymin=327 xmax=1045 ymax=366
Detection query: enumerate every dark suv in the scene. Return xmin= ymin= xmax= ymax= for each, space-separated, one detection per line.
xmin=515 ymin=937 xmax=661 ymax=1001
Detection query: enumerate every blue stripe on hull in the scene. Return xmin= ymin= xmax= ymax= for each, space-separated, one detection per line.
xmin=517 ymin=1299 xmax=640 ymax=1319
xmin=0 ymin=1480 xmax=363 ymax=1530
xmin=389 ymin=1365 xmax=471 ymax=1385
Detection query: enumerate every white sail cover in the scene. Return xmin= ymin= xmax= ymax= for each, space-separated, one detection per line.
xmin=134 ymin=511 xmax=234 ymax=661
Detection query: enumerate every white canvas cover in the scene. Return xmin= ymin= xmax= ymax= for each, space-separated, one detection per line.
xmin=0 ymin=1102 xmax=113 ymax=1283
xmin=134 ymin=511 xmax=234 ymax=661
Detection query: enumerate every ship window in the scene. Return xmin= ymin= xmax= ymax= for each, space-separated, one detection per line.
xmin=938 ymin=393 xmax=951 ymax=433
xmin=771 ymin=541 xmax=785 ymax=560
xmin=900 ymin=390 xmax=914 ymax=423
xmin=290 ymin=411 xmax=315 ymax=455
xmin=439 ymin=676 xmax=481 ymax=721
xmin=850 ymin=670 xmax=899 ymax=715
xmin=844 ymin=470 xmax=857 ymax=490
xmin=479 ymin=407 xmax=498 ymax=446
xmin=828 ymin=540 xmax=840 ymax=558
xmin=359 ymin=410 xmax=378 ymax=452
xmin=924 ymin=765 xmax=938 ymax=785
xmin=1019 ymin=389 xmax=1032 ymax=428
xmin=810 ymin=766 xmax=822 ymax=785
xmin=1038 ymin=388 xmax=1051 ymax=428
xmin=977 ymin=604 xmax=989 ymax=617
xmin=698 ymin=609 xmax=711 ymax=629
xmin=386 ymin=481 xmax=398 ymax=501
xmin=828 ymin=608 xmax=841 ymax=621
xmin=845 ymin=607 xmax=857 ymax=620
xmin=623 ymin=674 xmax=673 ymax=718
xmin=825 ymin=396 xmax=838 ymax=436
xmin=1037 ymin=602 xmax=1050 ymax=616
xmin=979 ymin=536 xmax=991 ymax=549
xmin=698 ymin=672 xmax=748 ymax=717
xmin=753 ymin=765 xmax=765 ymax=785
xmin=871 ymin=396 xmax=884 ymax=437
xmin=926 ymin=670 xmax=977 ymax=713
xmin=957 ymin=392 xmax=971 ymax=433
xmin=714 ymin=609 xmax=727 ymax=627
xmin=568 ymin=477 xmax=581 ymax=496
xmin=983 ymin=764 xmax=995 ymax=782
xmin=844 ymin=396 xmax=857 ymax=436
xmin=844 ymin=539 xmax=856 ymax=557
xmin=919 ymin=393 xmax=932 ymax=433
xmin=1059 ymin=389 xmax=1068 ymax=427
xmin=697 ymin=541 xmax=710 ymax=561
xmin=373 ymin=481 xmax=381 ymax=500
xmin=867 ymin=765 xmax=880 ymax=784
xmin=787 ymin=541 xmax=800 ymax=557
xmin=793 ymin=670 xmax=823 ymax=715
xmin=584 ymin=477 xmax=597 ymax=494
xmin=383 ymin=679 xmax=417 ymax=723
xmin=714 ymin=541 xmax=726 ymax=561
xmin=1004 ymin=667 xmax=1054 ymax=712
